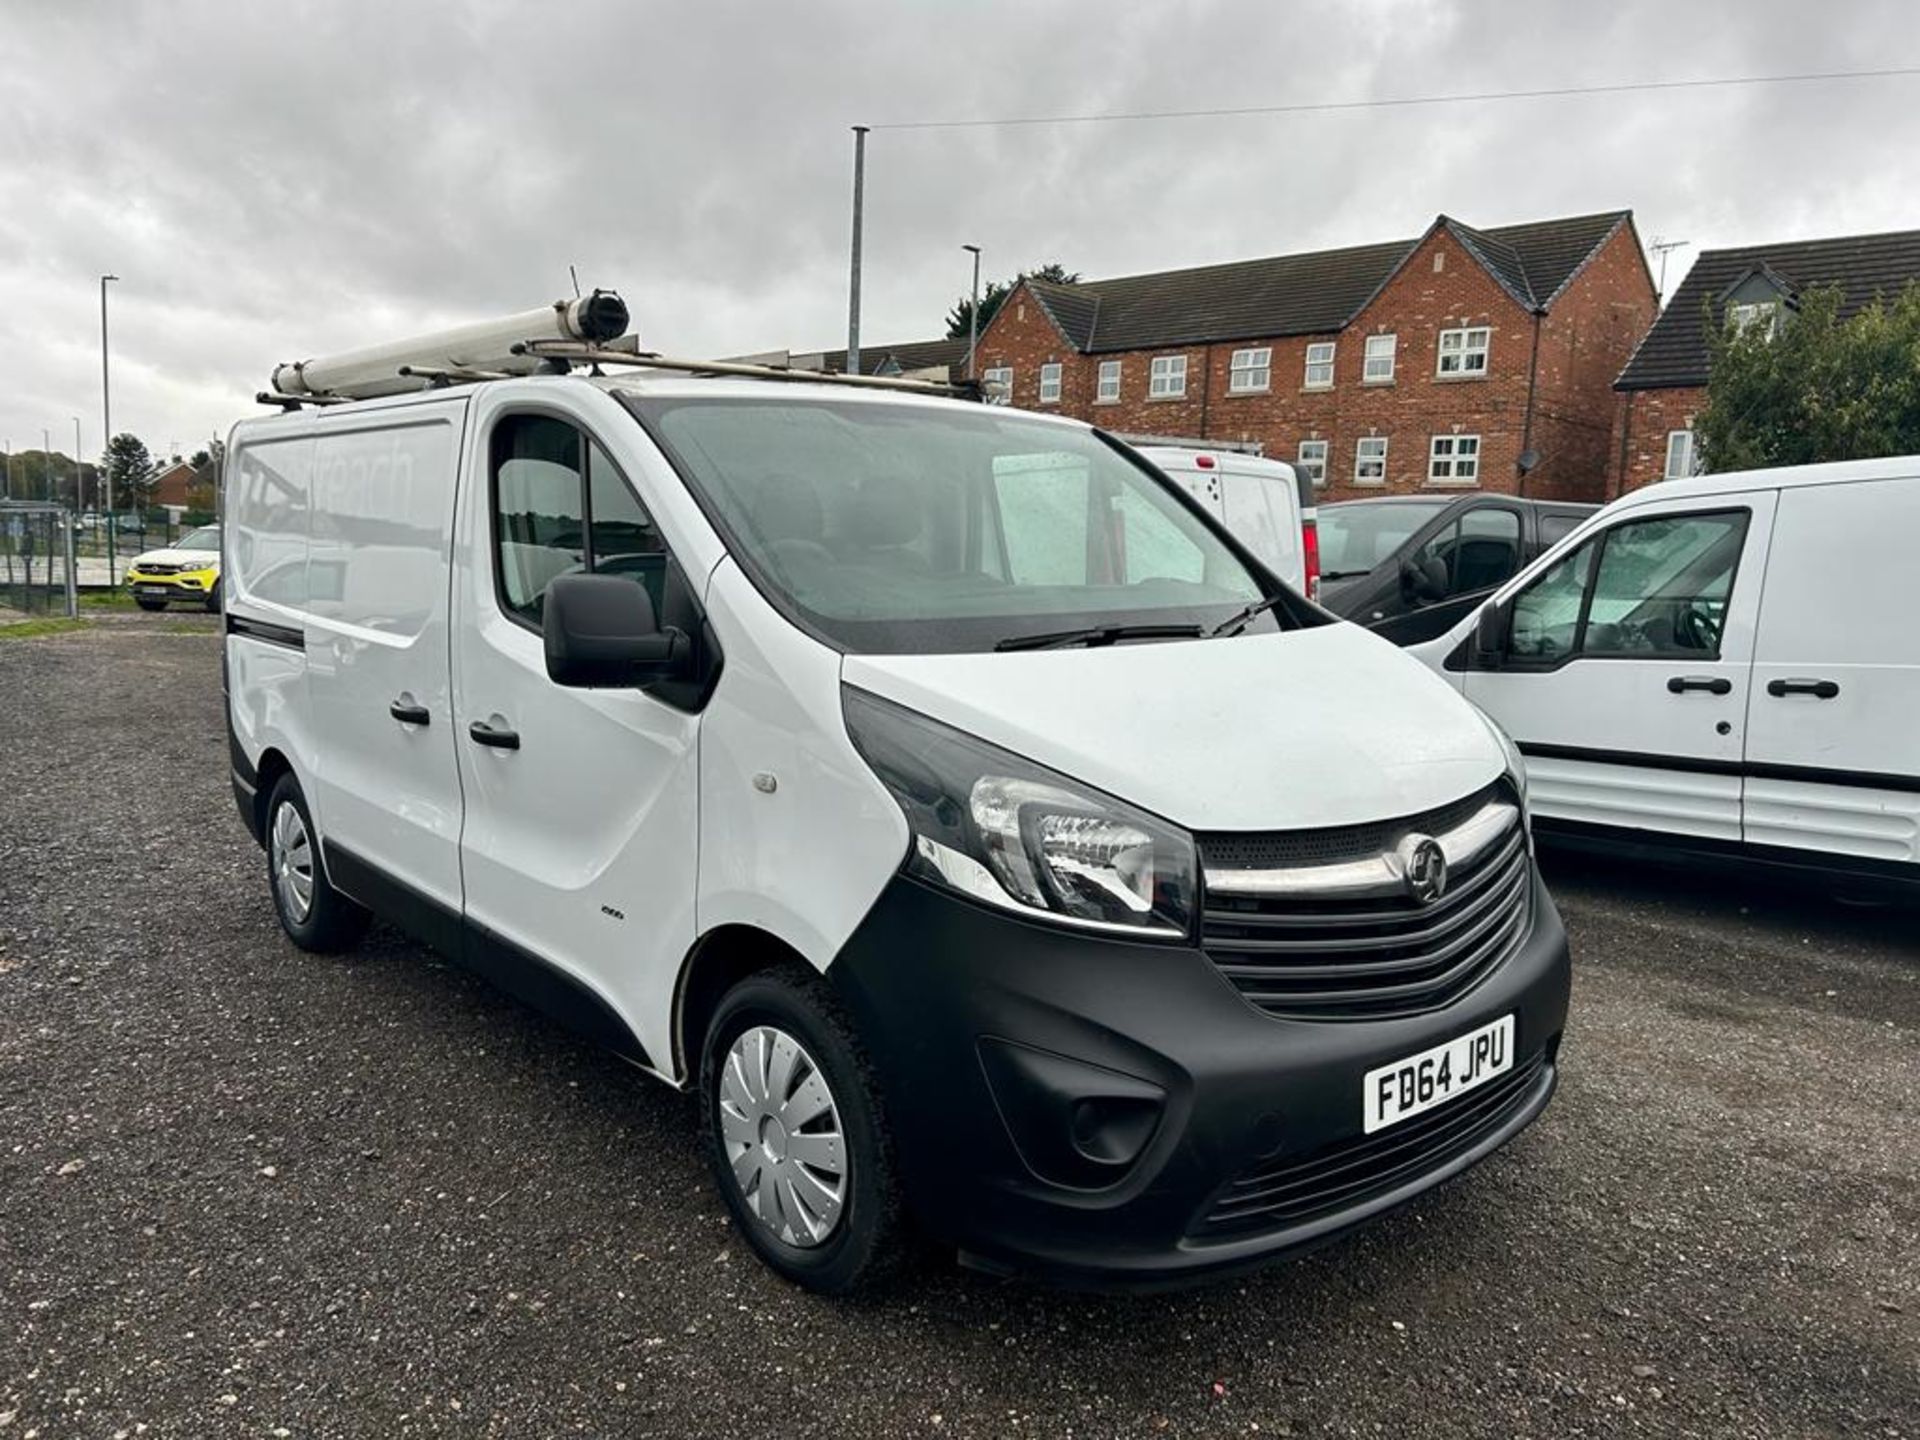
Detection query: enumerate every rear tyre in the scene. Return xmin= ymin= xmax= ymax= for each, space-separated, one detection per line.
xmin=701 ymin=968 xmax=904 ymax=1293
xmin=264 ymin=772 xmax=368 ymax=954
xmin=135 ymin=596 xmax=166 ymax=612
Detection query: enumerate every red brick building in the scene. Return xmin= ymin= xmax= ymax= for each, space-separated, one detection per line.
xmin=973 ymin=210 xmax=1656 ymax=503
xmin=1611 ymin=228 xmax=1920 ymax=494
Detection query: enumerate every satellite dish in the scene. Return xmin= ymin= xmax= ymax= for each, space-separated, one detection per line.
xmin=1517 ymin=448 xmax=1540 ymax=475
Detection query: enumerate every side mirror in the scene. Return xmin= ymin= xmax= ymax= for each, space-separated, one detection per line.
xmin=1472 ymin=600 xmax=1511 ymax=667
xmin=543 ymin=572 xmax=688 ymax=688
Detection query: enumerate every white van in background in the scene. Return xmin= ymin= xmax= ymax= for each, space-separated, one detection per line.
xmin=224 ymin=304 xmax=1568 ymax=1293
xmin=1411 ymin=456 xmax=1920 ymax=895
xmin=1132 ymin=443 xmax=1319 ymax=600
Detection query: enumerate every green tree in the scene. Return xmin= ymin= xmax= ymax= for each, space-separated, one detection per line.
xmin=946 ymin=262 xmax=1081 ymax=340
xmin=1695 ymin=281 xmax=1920 ymax=472
xmin=104 ymin=433 xmax=155 ymax=513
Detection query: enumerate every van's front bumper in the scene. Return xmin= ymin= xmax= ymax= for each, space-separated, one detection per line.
xmin=828 ymin=870 xmax=1569 ymax=1288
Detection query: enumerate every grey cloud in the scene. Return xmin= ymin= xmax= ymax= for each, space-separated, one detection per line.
xmin=1 ymin=0 xmax=1916 ymax=457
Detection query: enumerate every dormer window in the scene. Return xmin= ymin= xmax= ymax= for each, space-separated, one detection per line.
xmin=1727 ymin=300 xmax=1781 ymax=339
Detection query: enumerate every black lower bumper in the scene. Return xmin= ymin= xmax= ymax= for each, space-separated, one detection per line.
xmin=828 ymin=869 xmax=1570 ymax=1287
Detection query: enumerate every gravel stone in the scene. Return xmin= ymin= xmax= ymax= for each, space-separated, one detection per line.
xmin=1 ymin=618 xmax=1914 ymax=1437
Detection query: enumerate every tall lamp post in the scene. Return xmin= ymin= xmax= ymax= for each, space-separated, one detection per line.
xmin=100 ymin=274 xmax=118 ymax=583
xmin=72 ymin=418 xmax=83 ymax=513
xmin=962 ymin=244 xmax=982 ymax=380
xmin=847 ymin=126 xmax=869 ymax=377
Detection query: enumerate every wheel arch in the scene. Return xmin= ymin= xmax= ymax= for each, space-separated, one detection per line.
xmin=673 ymin=924 xmax=815 ymax=1087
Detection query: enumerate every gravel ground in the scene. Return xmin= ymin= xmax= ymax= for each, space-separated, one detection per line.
xmin=0 ymin=618 xmax=1914 ymax=1439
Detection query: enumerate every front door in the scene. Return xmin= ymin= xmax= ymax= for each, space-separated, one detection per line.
xmin=1463 ymin=491 xmax=1776 ymax=841
xmin=449 ymin=400 xmax=702 ymax=1074
xmin=1369 ymin=503 xmax=1526 ymax=647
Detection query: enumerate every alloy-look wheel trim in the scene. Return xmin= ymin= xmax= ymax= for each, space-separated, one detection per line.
xmin=718 ymin=1024 xmax=848 ymax=1248
xmin=271 ymin=800 xmax=315 ymax=924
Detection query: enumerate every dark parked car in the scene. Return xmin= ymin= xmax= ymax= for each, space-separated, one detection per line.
xmin=1317 ymin=495 xmax=1597 ymax=646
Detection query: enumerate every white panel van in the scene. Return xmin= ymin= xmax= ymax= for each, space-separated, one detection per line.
xmin=1133 ymin=446 xmax=1318 ymax=599
xmin=225 ymin=358 xmax=1568 ymax=1292
xmin=1410 ymin=456 xmax=1920 ymax=893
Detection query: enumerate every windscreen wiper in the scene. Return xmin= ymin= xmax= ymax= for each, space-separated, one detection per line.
xmin=994 ymin=621 xmax=1207 ymax=652
xmin=1206 ymin=593 xmax=1289 ymax=639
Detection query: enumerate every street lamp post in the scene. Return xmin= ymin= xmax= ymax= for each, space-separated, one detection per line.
xmin=100 ymin=273 xmax=119 ymax=583
xmin=42 ymin=428 xmax=52 ymax=503
xmin=847 ymin=126 xmax=869 ymax=377
xmin=72 ymin=418 xmax=83 ymax=513
xmin=962 ymin=244 xmax=982 ymax=380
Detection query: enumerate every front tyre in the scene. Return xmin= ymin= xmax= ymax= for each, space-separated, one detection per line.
xmin=264 ymin=772 xmax=368 ymax=953
xmin=701 ymin=969 xmax=904 ymax=1293
xmin=203 ymin=580 xmax=221 ymax=613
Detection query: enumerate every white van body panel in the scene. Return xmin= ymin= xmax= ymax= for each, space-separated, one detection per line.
xmin=1742 ymin=473 xmax=1920 ymax=863
xmin=846 ymin=625 xmax=1501 ymax=832
xmin=1460 ymin=488 xmax=1776 ymax=841
xmin=446 ymin=382 xmax=709 ymax=1076
xmin=1139 ymin=448 xmax=1306 ymax=592
xmin=1408 ymin=456 xmax=1920 ymax=873
xmin=302 ymin=403 xmax=469 ymax=912
xmin=694 ymin=559 xmax=910 ymax=980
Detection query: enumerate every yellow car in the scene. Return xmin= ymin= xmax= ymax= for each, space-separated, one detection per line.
xmin=127 ymin=525 xmax=222 ymax=612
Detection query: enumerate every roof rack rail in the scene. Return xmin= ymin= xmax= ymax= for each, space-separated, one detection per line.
xmin=512 ymin=338 xmax=983 ymax=400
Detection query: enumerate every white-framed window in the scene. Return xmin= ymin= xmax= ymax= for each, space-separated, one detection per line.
xmin=982 ymin=365 xmax=1013 ymax=404
xmin=1437 ymin=326 xmax=1490 ymax=376
xmin=1149 ymin=354 xmax=1188 ymax=398
xmin=1428 ymin=433 xmax=1481 ymax=485
xmin=1727 ymin=301 xmax=1781 ymax=339
xmin=1363 ymin=333 xmax=1397 ymax=383
xmin=1354 ymin=435 xmax=1388 ymax=484
xmin=1228 ymin=347 xmax=1271 ymax=394
xmin=1304 ymin=341 xmax=1336 ymax=390
xmin=1664 ymin=429 xmax=1698 ymax=480
xmin=1038 ymin=362 xmax=1062 ymax=404
xmin=1096 ymin=359 xmax=1122 ymax=403
xmin=1296 ymin=439 xmax=1328 ymax=487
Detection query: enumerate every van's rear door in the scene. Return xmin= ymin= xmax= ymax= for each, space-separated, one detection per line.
xmin=301 ymin=401 xmax=470 ymax=925
xmin=1741 ymin=473 xmax=1920 ymax=867
xmin=1217 ymin=461 xmax=1304 ymax=591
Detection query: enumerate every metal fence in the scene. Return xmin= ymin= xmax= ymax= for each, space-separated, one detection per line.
xmin=0 ymin=503 xmax=79 ymax=617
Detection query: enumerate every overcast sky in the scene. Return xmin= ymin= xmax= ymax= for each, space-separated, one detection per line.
xmin=2 ymin=0 xmax=1917 ymax=464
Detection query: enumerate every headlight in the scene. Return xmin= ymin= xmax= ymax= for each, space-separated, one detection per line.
xmin=843 ymin=687 xmax=1196 ymax=939
xmin=1475 ymin=707 xmax=1531 ymax=839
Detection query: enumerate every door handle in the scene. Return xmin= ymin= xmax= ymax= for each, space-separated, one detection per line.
xmin=388 ymin=699 xmax=431 ymax=726
xmin=1666 ymin=675 xmax=1732 ymax=695
xmin=468 ymin=719 xmax=521 ymax=750
xmin=1766 ymin=677 xmax=1840 ymax=699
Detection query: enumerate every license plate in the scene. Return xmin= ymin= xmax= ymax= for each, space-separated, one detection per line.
xmin=1363 ymin=1014 xmax=1514 ymax=1134
xmin=136 ymin=585 xmax=169 ymax=594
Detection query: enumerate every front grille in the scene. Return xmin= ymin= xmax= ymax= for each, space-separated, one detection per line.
xmin=1192 ymin=1051 xmax=1549 ymax=1237
xmin=1198 ymin=785 xmax=1531 ymax=1020
xmin=134 ymin=563 xmax=181 ymax=576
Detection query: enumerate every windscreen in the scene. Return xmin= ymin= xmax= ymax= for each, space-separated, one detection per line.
xmin=631 ymin=396 xmax=1273 ymax=653
xmin=177 ymin=526 xmax=221 ymax=552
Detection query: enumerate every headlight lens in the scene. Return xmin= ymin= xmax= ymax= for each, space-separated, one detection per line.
xmin=843 ymin=687 xmax=1196 ymax=939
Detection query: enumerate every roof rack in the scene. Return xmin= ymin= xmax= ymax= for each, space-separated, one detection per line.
xmin=511 ymin=337 xmax=982 ymax=400
xmin=257 ymin=291 xmax=985 ymax=410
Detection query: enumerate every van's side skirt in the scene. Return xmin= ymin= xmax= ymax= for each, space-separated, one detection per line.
xmin=320 ymin=839 xmax=654 ymax=1069
xmin=1532 ymin=816 xmax=1920 ymax=897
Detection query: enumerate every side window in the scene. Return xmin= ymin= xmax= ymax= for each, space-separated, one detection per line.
xmin=493 ymin=415 xmax=584 ymax=626
xmin=1505 ymin=510 xmax=1748 ymax=663
xmin=1580 ymin=512 xmax=1746 ymax=657
xmin=1408 ymin=508 xmax=1521 ymax=604
xmin=492 ymin=416 xmax=668 ymax=627
xmin=1113 ymin=488 xmax=1206 ymax=585
xmin=1508 ymin=539 xmax=1597 ymax=661
xmin=1538 ymin=512 xmax=1585 ymax=549
xmin=587 ymin=441 xmax=668 ymax=614
xmin=993 ymin=455 xmax=1090 ymax=585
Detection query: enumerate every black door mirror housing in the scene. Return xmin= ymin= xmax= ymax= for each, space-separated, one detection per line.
xmin=543 ymin=572 xmax=689 ymax=688
xmin=1471 ymin=599 xmax=1511 ymax=667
